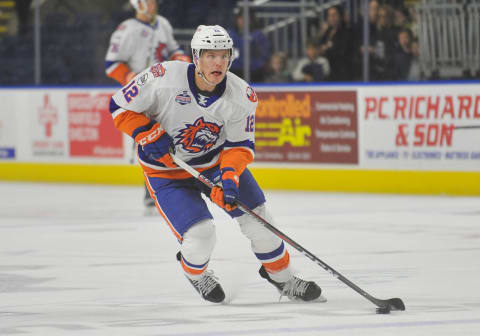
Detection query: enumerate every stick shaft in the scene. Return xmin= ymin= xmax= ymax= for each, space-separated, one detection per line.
xmin=455 ymin=125 xmax=480 ymax=129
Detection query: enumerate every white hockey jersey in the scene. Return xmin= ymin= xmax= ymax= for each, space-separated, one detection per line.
xmin=105 ymin=15 xmax=183 ymax=76
xmin=110 ymin=61 xmax=257 ymax=176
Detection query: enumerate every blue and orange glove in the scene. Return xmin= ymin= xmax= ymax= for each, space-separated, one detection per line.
xmin=210 ymin=167 xmax=239 ymax=211
xmin=134 ymin=122 xmax=176 ymax=168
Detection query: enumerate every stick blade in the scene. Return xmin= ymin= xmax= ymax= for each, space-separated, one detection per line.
xmin=388 ymin=298 xmax=406 ymax=311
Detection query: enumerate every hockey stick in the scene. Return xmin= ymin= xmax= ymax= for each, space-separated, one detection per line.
xmin=171 ymin=154 xmax=405 ymax=314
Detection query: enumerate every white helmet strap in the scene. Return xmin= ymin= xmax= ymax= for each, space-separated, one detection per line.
xmin=193 ymin=49 xmax=218 ymax=88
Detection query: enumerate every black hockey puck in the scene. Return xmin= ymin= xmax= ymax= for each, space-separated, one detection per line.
xmin=376 ymin=306 xmax=391 ymax=314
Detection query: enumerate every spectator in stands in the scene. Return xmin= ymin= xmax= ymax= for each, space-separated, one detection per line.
xmin=292 ymin=39 xmax=329 ymax=82
xmin=352 ymin=0 xmax=380 ymax=80
xmin=371 ymin=4 xmax=396 ymax=80
xmin=316 ymin=5 xmax=352 ymax=81
xmin=228 ymin=7 xmax=271 ymax=83
xmin=392 ymin=28 xmax=415 ymax=80
xmin=407 ymin=37 xmax=421 ymax=81
xmin=264 ymin=52 xmax=292 ymax=83
xmin=393 ymin=6 xmax=410 ymax=33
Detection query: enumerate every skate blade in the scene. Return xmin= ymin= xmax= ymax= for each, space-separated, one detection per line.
xmin=317 ymin=294 xmax=327 ymax=303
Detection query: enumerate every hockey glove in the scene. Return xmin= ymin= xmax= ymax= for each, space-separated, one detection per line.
xmin=210 ymin=167 xmax=239 ymax=211
xmin=134 ymin=122 xmax=176 ymax=168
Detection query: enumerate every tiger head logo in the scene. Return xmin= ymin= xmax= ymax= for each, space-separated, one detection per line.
xmin=175 ymin=117 xmax=222 ymax=153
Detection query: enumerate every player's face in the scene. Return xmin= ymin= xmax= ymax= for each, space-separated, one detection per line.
xmin=198 ymin=49 xmax=230 ymax=85
xmin=146 ymin=0 xmax=157 ymax=17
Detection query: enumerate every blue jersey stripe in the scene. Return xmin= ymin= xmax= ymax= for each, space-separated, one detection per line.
xmin=109 ymin=97 xmax=122 ymax=114
xmin=185 ymin=146 xmax=223 ymax=166
xmin=224 ymin=139 xmax=255 ymax=151
xmin=181 ymin=256 xmax=209 ymax=270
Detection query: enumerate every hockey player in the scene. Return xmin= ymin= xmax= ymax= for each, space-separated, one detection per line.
xmin=105 ymin=0 xmax=191 ymax=214
xmin=109 ymin=25 xmax=324 ymax=303
xmin=105 ymin=0 xmax=190 ymax=85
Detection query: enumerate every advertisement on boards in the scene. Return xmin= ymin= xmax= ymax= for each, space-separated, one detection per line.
xmin=359 ymin=85 xmax=480 ymax=171
xmin=0 ymin=102 xmax=16 ymax=159
xmin=68 ymin=93 xmax=123 ymax=158
xmin=254 ymin=90 xmax=358 ymax=164
xmin=31 ymin=93 xmax=67 ymax=158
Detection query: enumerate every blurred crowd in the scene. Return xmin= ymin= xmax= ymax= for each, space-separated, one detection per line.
xmin=0 ymin=0 xmax=472 ymax=85
xmin=261 ymin=0 xmax=421 ymax=83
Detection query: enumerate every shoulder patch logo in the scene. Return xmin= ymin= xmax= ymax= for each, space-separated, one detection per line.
xmin=150 ymin=63 xmax=165 ymax=78
xmin=175 ymin=117 xmax=222 ymax=153
xmin=246 ymin=86 xmax=258 ymax=103
xmin=175 ymin=91 xmax=192 ymax=105
xmin=136 ymin=73 xmax=149 ymax=86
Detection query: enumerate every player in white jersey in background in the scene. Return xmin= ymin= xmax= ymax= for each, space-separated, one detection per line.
xmin=109 ymin=25 xmax=324 ymax=303
xmin=105 ymin=0 xmax=191 ymax=214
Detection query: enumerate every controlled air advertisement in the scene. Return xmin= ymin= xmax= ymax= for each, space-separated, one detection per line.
xmin=254 ymin=90 xmax=358 ymax=164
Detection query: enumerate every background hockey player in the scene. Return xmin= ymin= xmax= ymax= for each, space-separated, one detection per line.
xmin=108 ymin=25 xmax=324 ymax=303
xmin=105 ymin=0 xmax=191 ymax=214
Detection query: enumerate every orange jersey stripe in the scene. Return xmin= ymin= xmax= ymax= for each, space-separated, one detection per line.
xmin=262 ymin=250 xmax=290 ymax=273
xmin=220 ymin=147 xmax=254 ymax=175
xmin=113 ymin=110 xmax=151 ymax=137
xmin=106 ymin=62 xmax=131 ymax=85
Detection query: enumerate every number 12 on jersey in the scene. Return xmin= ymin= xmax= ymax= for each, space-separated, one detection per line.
xmin=245 ymin=115 xmax=255 ymax=132
xmin=122 ymin=80 xmax=139 ymax=103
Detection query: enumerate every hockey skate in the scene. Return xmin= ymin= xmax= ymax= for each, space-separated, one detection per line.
xmin=176 ymin=252 xmax=225 ymax=303
xmin=143 ymin=198 xmax=157 ymax=216
xmin=259 ymin=265 xmax=326 ymax=302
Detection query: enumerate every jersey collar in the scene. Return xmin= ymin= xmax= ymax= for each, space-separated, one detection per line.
xmin=187 ymin=64 xmax=226 ymax=108
xmin=134 ymin=17 xmax=158 ymax=29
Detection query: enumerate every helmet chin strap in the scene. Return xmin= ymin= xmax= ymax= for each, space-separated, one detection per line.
xmin=139 ymin=11 xmax=154 ymax=23
xmin=195 ymin=62 xmax=217 ymax=88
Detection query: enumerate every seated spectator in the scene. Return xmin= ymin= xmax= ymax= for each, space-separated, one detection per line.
xmin=228 ymin=7 xmax=270 ymax=83
xmin=264 ymin=52 xmax=292 ymax=83
xmin=292 ymin=40 xmax=329 ymax=82
xmin=316 ymin=5 xmax=352 ymax=81
xmin=392 ymin=28 xmax=415 ymax=80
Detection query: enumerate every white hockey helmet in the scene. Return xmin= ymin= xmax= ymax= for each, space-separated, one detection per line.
xmin=130 ymin=0 xmax=148 ymax=14
xmin=191 ymin=25 xmax=234 ymax=70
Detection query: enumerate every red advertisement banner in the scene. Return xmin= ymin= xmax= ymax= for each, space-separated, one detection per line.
xmin=68 ymin=93 xmax=123 ymax=158
xmin=255 ymin=90 xmax=358 ymax=164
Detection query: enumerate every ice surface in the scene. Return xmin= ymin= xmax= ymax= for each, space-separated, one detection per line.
xmin=1 ymin=182 xmax=479 ymax=335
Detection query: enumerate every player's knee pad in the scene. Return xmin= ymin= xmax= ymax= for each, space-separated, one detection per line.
xmin=181 ymin=219 xmax=216 ymax=265
xmin=236 ymin=204 xmax=281 ymax=253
